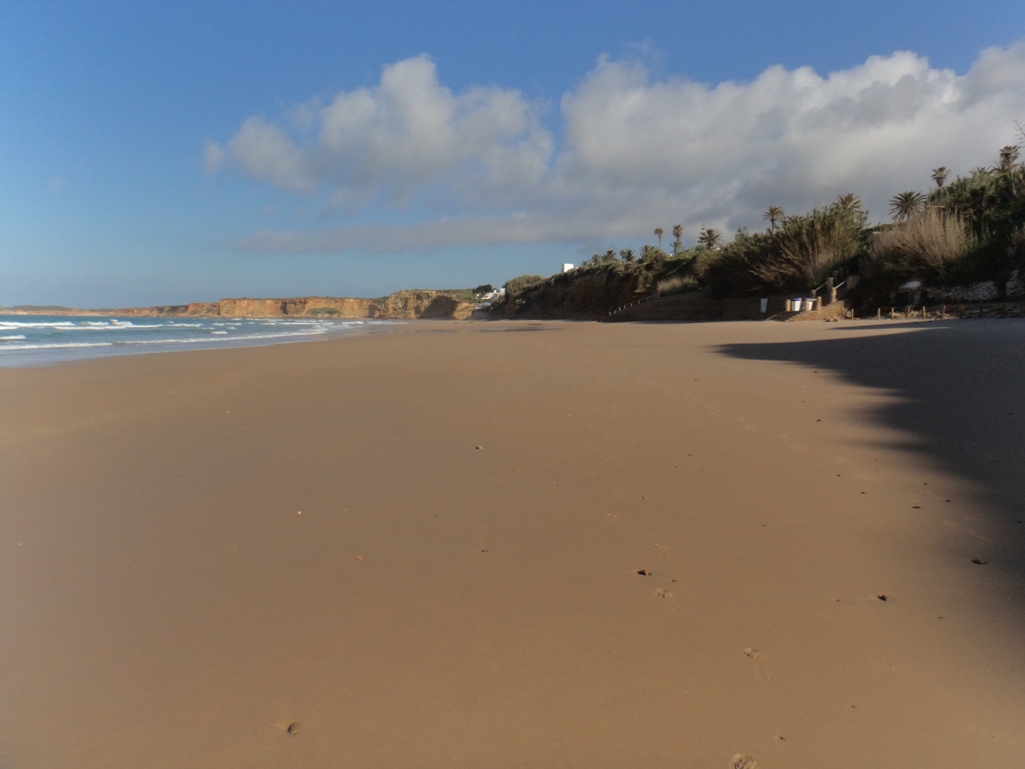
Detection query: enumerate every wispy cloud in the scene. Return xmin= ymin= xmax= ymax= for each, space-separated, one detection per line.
xmin=210 ymin=43 xmax=1025 ymax=253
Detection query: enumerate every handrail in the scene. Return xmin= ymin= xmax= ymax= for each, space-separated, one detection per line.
xmin=607 ymin=292 xmax=661 ymax=317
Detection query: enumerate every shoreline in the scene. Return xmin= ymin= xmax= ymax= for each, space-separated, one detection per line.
xmin=2 ymin=320 xmax=1024 ymax=767
xmin=0 ymin=314 xmax=407 ymax=368
xmin=6 ymin=309 xmax=1021 ymax=369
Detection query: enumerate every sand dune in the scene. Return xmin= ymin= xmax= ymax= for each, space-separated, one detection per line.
xmin=1 ymin=320 xmax=1023 ymax=768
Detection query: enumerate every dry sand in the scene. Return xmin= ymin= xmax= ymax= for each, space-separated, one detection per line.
xmin=1 ymin=319 xmax=1024 ymax=768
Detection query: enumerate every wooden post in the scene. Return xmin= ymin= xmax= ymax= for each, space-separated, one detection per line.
xmin=876 ymin=308 xmax=882 ymax=319
xmin=905 ymin=306 xmax=911 ymax=320
xmin=959 ymin=304 xmax=965 ymax=318
xmin=922 ymin=306 xmax=927 ymax=320
xmin=890 ymin=307 xmax=895 ymax=320
xmin=827 ymin=277 xmax=837 ymax=306
xmin=941 ymin=305 xmax=947 ymax=319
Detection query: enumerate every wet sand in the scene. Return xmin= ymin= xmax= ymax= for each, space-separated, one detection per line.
xmin=1 ymin=319 xmax=1024 ymax=768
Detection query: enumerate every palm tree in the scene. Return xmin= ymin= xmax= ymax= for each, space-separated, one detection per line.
xmin=931 ymin=166 xmax=949 ymax=188
xmin=889 ymin=191 xmax=926 ymax=222
xmin=762 ymin=206 xmax=784 ymax=232
xmin=993 ymin=145 xmax=1021 ymax=197
xmin=671 ymin=224 xmax=683 ymax=254
xmin=834 ymin=193 xmax=864 ymax=215
xmin=654 ymin=228 xmax=664 ymax=250
xmin=698 ymin=227 xmax=723 ymax=250
xmin=619 ymin=248 xmax=636 ymax=263
xmin=641 ymin=244 xmax=665 ymax=266
xmin=996 ymin=145 xmax=1020 ymax=173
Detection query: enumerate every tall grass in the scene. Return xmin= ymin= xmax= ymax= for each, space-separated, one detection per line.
xmin=865 ymin=209 xmax=976 ymax=282
xmin=655 ymin=274 xmax=698 ymax=296
xmin=703 ymin=204 xmax=865 ymax=296
xmin=765 ymin=207 xmax=863 ymax=287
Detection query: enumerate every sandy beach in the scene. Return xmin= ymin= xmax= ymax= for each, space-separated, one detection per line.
xmin=1 ymin=319 xmax=1024 ymax=768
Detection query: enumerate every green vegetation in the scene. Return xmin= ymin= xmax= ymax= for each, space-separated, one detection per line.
xmin=860 ymin=138 xmax=1025 ymax=298
xmin=435 ymin=288 xmax=479 ymax=303
xmin=643 ymin=137 xmax=1023 ymax=303
xmin=655 ymin=273 xmax=698 ymax=296
xmin=307 ymin=307 xmax=341 ymax=315
xmin=502 ymin=132 xmax=1025 ymax=317
xmin=504 ymin=274 xmax=546 ymax=294
xmin=703 ymin=198 xmax=866 ymax=296
xmin=863 ymin=209 xmax=978 ymax=285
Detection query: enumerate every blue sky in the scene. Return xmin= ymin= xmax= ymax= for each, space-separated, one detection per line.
xmin=2 ymin=1 xmax=1024 ymax=308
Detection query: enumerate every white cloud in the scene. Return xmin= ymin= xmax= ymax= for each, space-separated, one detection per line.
xmin=209 ymin=55 xmax=552 ymax=203
xmin=202 ymin=140 xmax=225 ymax=173
xmin=213 ymin=43 xmax=1025 ymax=252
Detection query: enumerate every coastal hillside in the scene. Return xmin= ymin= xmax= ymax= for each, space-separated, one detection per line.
xmin=496 ymin=140 xmax=1025 ymax=320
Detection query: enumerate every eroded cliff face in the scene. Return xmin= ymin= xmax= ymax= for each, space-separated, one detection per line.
xmin=369 ymin=290 xmax=439 ymax=319
xmin=419 ymin=295 xmax=475 ymax=320
xmin=218 ymin=297 xmax=374 ymax=318
xmin=372 ymin=291 xmax=474 ymax=320
xmin=116 ymin=291 xmax=473 ymax=320
xmin=493 ymin=267 xmax=650 ymax=320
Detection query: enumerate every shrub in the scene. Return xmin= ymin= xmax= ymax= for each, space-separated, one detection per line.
xmin=504 ymin=274 xmax=546 ymax=294
xmin=863 ymin=209 xmax=976 ymax=283
xmin=655 ymin=274 xmax=698 ymax=296
xmin=703 ymin=204 xmax=865 ymax=296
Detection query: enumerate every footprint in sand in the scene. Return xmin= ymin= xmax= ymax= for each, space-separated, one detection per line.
xmin=743 ymin=648 xmax=772 ymax=681
xmin=654 ymin=587 xmax=683 ymax=609
xmin=730 ymin=755 xmax=757 ymax=769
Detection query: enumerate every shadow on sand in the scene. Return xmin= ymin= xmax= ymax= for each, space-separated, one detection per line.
xmin=718 ymin=319 xmax=1025 ymax=609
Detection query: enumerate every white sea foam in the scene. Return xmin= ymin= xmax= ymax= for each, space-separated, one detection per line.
xmin=0 ymin=314 xmax=391 ymax=365
xmin=0 ymin=321 xmax=77 ymax=329
xmin=1 ymin=341 xmax=115 ymax=350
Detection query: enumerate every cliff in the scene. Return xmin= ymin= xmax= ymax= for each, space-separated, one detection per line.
xmin=115 ymin=291 xmax=474 ymax=320
xmin=492 ymin=265 xmax=651 ymax=320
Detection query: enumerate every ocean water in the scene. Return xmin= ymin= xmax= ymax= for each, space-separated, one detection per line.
xmin=0 ymin=315 xmax=395 ymax=366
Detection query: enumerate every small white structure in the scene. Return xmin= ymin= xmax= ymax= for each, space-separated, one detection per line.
xmin=759 ymin=298 xmax=768 ymax=313
xmin=477 ymin=287 xmax=506 ymax=302
xmin=562 ymin=263 xmax=575 ymax=273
